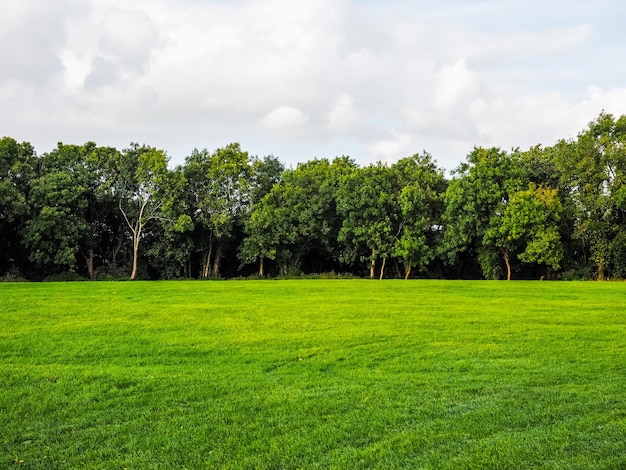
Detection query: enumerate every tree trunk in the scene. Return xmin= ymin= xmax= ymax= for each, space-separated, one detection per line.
xmin=259 ymin=257 xmax=264 ymax=276
xmin=369 ymin=248 xmax=376 ymax=278
xmin=395 ymin=260 xmax=402 ymax=279
xmin=86 ymin=249 xmax=95 ymax=280
xmin=120 ymin=199 xmax=148 ymax=281
xmin=503 ymin=248 xmax=511 ymax=281
xmin=597 ymin=256 xmax=606 ymax=280
xmin=379 ymin=257 xmax=386 ymax=280
xmin=130 ymin=233 xmax=140 ymax=280
xmin=203 ymin=237 xmax=213 ymax=278
xmin=404 ymin=265 xmax=411 ymax=280
xmin=212 ymin=244 xmax=222 ymax=275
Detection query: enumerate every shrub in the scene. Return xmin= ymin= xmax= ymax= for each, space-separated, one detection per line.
xmin=0 ymin=268 xmax=28 ymax=282
xmin=43 ymin=272 xmax=86 ymax=282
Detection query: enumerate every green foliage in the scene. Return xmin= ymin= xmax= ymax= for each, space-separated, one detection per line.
xmin=554 ymin=112 xmax=626 ymax=279
xmin=21 ymin=144 xmax=94 ymax=272
xmin=2 ymin=280 xmax=626 ymax=468
xmin=3 ymin=111 xmax=626 ymax=280
xmin=0 ymin=137 xmax=30 ymax=228
xmin=96 ymin=263 xmax=132 ymax=281
xmin=42 ymin=271 xmax=87 ymax=282
xmin=238 ymin=155 xmax=285 ymax=275
xmin=114 ymin=144 xmax=186 ymax=280
xmin=243 ymin=157 xmax=357 ymax=276
xmin=498 ymin=184 xmax=564 ymax=272
xmin=610 ymin=232 xmax=626 ymax=278
xmin=442 ymin=147 xmax=525 ymax=278
xmin=391 ymin=153 xmax=446 ymax=278
xmin=337 ymin=162 xmax=398 ymax=276
xmin=185 ymin=143 xmax=253 ymax=277
xmin=0 ymin=267 xmax=27 ymax=282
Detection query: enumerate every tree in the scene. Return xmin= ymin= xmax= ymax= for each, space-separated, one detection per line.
xmin=241 ymin=157 xmax=356 ymax=276
xmin=114 ymin=144 xmax=188 ymax=280
xmin=0 ymin=138 xmax=29 ymax=229
xmin=238 ymin=156 xmax=284 ymax=276
xmin=281 ymin=157 xmax=356 ymax=273
xmin=21 ymin=143 xmax=104 ymax=276
xmin=337 ymin=162 xmax=399 ymax=279
xmin=442 ymin=147 xmax=524 ymax=279
xmin=391 ymin=153 xmax=446 ymax=279
xmin=143 ymin=165 xmax=195 ymax=279
xmin=85 ymin=145 xmax=128 ymax=279
xmin=249 ymin=155 xmax=284 ymax=205
xmin=555 ymin=112 xmax=626 ymax=279
xmin=487 ymin=184 xmax=563 ymax=280
xmin=0 ymin=137 xmax=35 ymax=275
xmin=185 ymin=143 xmax=252 ymax=277
xmin=239 ymin=184 xmax=293 ymax=276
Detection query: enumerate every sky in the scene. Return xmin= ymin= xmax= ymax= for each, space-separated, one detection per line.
xmin=2 ymin=0 xmax=626 ymax=172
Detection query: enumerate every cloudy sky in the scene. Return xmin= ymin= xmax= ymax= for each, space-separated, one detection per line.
xmin=2 ymin=0 xmax=626 ymax=171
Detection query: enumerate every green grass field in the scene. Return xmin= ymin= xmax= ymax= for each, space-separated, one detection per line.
xmin=1 ymin=280 xmax=626 ymax=469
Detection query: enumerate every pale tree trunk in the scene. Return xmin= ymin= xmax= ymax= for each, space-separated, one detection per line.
xmin=379 ymin=257 xmax=386 ymax=280
xmin=120 ymin=198 xmax=150 ymax=281
xmin=130 ymin=232 xmax=140 ymax=280
xmin=259 ymin=257 xmax=264 ymax=276
xmin=503 ymin=248 xmax=511 ymax=281
xmin=369 ymin=248 xmax=376 ymax=278
xmin=404 ymin=260 xmax=412 ymax=280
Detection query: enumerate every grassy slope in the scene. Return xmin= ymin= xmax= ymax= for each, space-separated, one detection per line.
xmin=1 ymin=280 xmax=626 ymax=469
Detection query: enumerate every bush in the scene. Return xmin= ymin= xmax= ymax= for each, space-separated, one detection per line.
xmin=0 ymin=268 xmax=28 ymax=282
xmin=97 ymin=264 xmax=130 ymax=281
xmin=276 ymin=271 xmax=357 ymax=280
xmin=558 ymin=266 xmax=594 ymax=281
xmin=43 ymin=272 xmax=86 ymax=282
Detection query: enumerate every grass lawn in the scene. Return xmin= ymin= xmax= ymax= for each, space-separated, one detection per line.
xmin=1 ymin=280 xmax=626 ymax=469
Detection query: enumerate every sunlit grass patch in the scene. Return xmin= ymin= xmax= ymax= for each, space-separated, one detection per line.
xmin=1 ymin=280 xmax=625 ymax=468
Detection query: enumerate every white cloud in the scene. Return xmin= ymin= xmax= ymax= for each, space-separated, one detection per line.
xmin=367 ymin=132 xmax=415 ymax=164
xmin=433 ymin=60 xmax=480 ymax=110
xmin=0 ymin=0 xmax=86 ymax=83
xmin=1 ymin=0 xmax=625 ymax=171
xmin=326 ymin=93 xmax=359 ymax=133
xmin=260 ymin=106 xmax=310 ymax=136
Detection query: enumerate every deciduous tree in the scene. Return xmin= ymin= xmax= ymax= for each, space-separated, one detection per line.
xmin=337 ymin=162 xmax=398 ymax=278
xmin=185 ymin=143 xmax=252 ymax=277
xmin=114 ymin=144 xmax=188 ymax=280
xmin=0 ymin=137 xmax=35 ymax=275
xmin=442 ymin=147 xmax=524 ymax=279
xmin=391 ymin=153 xmax=446 ymax=279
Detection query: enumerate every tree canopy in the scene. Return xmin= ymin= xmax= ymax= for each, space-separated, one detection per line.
xmin=2 ymin=112 xmax=625 ymax=280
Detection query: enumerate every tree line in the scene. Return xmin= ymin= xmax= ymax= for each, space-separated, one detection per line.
xmin=1 ymin=112 xmax=625 ymax=281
